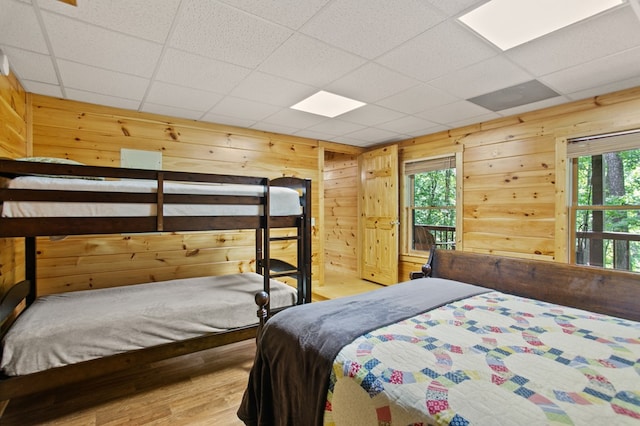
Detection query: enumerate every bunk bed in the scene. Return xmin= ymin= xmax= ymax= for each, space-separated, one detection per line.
xmin=0 ymin=158 xmax=312 ymax=400
xmin=238 ymin=249 xmax=640 ymax=425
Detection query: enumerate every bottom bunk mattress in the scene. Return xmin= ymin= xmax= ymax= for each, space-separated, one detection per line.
xmin=1 ymin=272 xmax=297 ymax=376
xmin=238 ymin=278 xmax=640 ymax=426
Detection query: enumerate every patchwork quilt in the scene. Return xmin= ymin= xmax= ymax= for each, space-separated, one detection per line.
xmin=325 ymin=291 xmax=640 ymax=425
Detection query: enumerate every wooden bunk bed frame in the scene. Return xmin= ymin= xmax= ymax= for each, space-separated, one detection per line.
xmin=0 ymin=158 xmax=312 ymax=399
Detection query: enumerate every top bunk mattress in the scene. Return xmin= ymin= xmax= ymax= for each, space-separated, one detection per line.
xmin=1 ymin=176 xmax=302 ymax=218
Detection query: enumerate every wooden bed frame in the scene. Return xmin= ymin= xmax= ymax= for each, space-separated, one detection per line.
xmin=0 ymin=159 xmax=312 ymax=399
xmin=415 ymin=248 xmax=639 ymax=322
xmin=240 ymin=248 xmax=640 ymax=425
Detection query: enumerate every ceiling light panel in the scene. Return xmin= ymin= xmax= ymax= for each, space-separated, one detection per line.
xmin=290 ymin=91 xmax=366 ymax=118
xmin=459 ymin=0 xmax=624 ymax=50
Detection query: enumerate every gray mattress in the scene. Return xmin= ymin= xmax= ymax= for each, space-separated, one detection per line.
xmin=1 ymin=272 xmax=297 ymax=376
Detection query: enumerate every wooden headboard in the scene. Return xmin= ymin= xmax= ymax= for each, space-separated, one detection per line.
xmin=427 ymin=250 xmax=639 ymax=322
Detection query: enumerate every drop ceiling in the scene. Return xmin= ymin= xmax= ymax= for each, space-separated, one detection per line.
xmin=2 ymin=0 xmax=640 ymax=147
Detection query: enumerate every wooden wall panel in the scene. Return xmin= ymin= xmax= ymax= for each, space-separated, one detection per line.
xmin=398 ymin=85 xmax=640 ymax=280
xmin=0 ymin=72 xmax=28 ymax=298
xmin=324 ymin=151 xmax=359 ymax=276
xmin=29 ymin=95 xmax=321 ymax=295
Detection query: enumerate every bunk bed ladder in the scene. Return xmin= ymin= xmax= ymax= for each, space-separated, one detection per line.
xmin=271 ymin=177 xmax=312 ymax=305
xmin=257 ymin=178 xmax=312 ymax=308
xmin=268 ymin=226 xmax=308 ymax=304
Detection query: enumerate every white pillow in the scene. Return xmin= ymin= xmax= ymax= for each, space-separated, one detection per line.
xmin=15 ymin=157 xmax=103 ymax=180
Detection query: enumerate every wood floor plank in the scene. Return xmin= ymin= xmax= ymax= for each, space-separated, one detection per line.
xmin=1 ymin=340 xmax=256 ymax=425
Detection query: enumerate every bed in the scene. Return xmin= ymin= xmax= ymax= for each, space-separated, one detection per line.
xmin=0 ymin=158 xmax=312 ymax=399
xmin=238 ymin=249 xmax=640 ymax=425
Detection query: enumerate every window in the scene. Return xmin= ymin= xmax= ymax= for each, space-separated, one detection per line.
xmin=568 ymin=130 xmax=640 ymax=272
xmin=405 ymin=155 xmax=456 ymax=252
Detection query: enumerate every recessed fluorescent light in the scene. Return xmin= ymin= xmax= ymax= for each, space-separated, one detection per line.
xmin=459 ymin=0 xmax=624 ymax=51
xmin=290 ymin=90 xmax=366 ymax=118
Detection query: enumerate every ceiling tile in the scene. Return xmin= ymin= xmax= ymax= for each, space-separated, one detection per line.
xmin=35 ymin=0 xmax=181 ymax=43
xmin=327 ymin=63 xmax=420 ymax=103
xmin=497 ymin=95 xmax=570 ymax=117
xmin=425 ymin=0 xmax=488 ymax=17
xmin=2 ymin=46 xmax=57 ymax=84
xmin=447 ymin=111 xmax=501 ymax=128
xmin=57 ymin=60 xmax=149 ymax=100
xmin=567 ymin=76 xmax=640 ymax=101
xmin=407 ymin=124 xmax=449 ymax=137
xmin=303 ymin=119 xmax=366 ymax=137
xmin=301 ymin=0 xmax=446 ymax=59
xmin=293 ymin=128 xmax=336 ymax=141
xmin=507 ymin=5 xmax=640 ymax=77
xmin=3 ymin=0 xmax=640 ymax=147
xmin=345 ymin=127 xmax=407 ymax=144
xmin=208 ymin=96 xmax=281 ymax=122
xmin=338 ymin=104 xmax=405 ymax=126
xmin=43 ymin=12 xmax=162 ymax=78
xmin=141 ymin=103 xmax=204 ymax=121
xmin=0 ymin=0 xmax=48 ymax=53
xmin=376 ymin=84 xmax=459 ymax=114
xmin=417 ymin=100 xmax=492 ymax=124
xmin=377 ymin=20 xmax=498 ymax=82
xmin=328 ymin=135 xmax=373 ymax=146
xmin=199 ymin=112 xmax=257 ymax=130
xmin=216 ymin=0 xmax=331 ymax=30
xmin=66 ymin=88 xmax=142 ymax=111
xmin=230 ymin=72 xmax=316 ymax=107
xmin=250 ymin=121 xmax=300 ymax=136
xmin=540 ymin=46 xmax=640 ymax=94
xmin=144 ymin=81 xmax=223 ymax=112
xmin=258 ymin=34 xmax=366 ymax=87
xmin=155 ymin=49 xmax=251 ymax=94
xmin=261 ymin=108 xmax=326 ymax=129
xmin=20 ymin=80 xmax=62 ymax=98
xmin=376 ymin=115 xmax=440 ymax=134
xmin=169 ymin=0 xmax=292 ymax=68
xmin=430 ymin=55 xmax=532 ymax=99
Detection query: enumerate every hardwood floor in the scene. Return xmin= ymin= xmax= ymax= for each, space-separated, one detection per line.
xmin=1 ymin=272 xmax=380 ymax=425
xmin=314 ymin=269 xmax=383 ymax=300
xmin=1 ymin=340 xmax=256 ymax=425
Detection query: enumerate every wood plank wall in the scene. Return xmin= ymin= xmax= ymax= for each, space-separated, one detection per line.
xmin=0 ymin=71 xmax=28 ymax=298
xmin=324 ymin=151 xmax=359 ymax=275
xmin=29 ymin=94 xmax=321 ymax=295
xmin=5 ymin=85 xmax=640 ymax=294
xmin=399 ymin=86 xmax=640 ymax=280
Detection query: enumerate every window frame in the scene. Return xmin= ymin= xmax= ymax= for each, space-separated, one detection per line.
xmin=402 ymin=152 xmax=462 ymax=256
xmin=566 ymin=129 xmax=640 ymax=272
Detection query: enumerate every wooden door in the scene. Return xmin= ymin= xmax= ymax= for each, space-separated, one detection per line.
xmin=359 ymin=144 xmax=399 ymax=285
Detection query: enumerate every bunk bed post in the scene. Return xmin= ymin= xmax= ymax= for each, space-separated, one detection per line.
xmin=303 ymin=179 xmax=312 ymax=304
xmin=255 ymin=291 xmax=269 ymax=335
xmin=25 ymin=237 xmax=36 ymax=306
xmin=262 ymin=179 xmax=271 ymax=317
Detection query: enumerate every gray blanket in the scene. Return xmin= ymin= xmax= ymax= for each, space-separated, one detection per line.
xmin=237 ymin=277 xmax=488 ymax=426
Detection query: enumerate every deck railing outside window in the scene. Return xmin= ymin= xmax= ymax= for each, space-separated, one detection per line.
xmin=575 ymin=231 xmax=639 ymax=272
xmin=413 ymin=225 xmax=456 ymax=251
